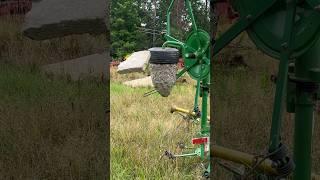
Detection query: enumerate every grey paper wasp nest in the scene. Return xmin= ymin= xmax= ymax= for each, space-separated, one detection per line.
xmin=148 ymin=47 xmax=180 ymax=97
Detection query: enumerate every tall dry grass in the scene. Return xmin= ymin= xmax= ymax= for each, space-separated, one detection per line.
xmin=111 ymin=44 xmax=320 ymax=179
xmin=0 ymin=16 xmax=107 ymax=65
xmin=0 ymin=16 xmax=108 ymax=179
xmin=211 ymin=62 xmax=320 ymax=178
xmin=110 ymin=68 xmax=210 ymax=179
xmin=209 ymin=20 xmax=320 ymax=178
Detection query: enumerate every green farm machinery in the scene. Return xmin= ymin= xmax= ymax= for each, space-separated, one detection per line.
xmin=148 ymin=0 xmax=320 ymax=179
xmin=148 ymin=0 xmax=211 ymax=177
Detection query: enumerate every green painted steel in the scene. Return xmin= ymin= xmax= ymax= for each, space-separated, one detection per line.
xmin=306 ymin=0 xmax=320 ymax=9
xmin=211 ymin=0 xmax=320 ymax=179
xmin=183 ymin=30 xmax=210 ymax=80
xmin=268 ymin=0 xmax=297 ymax=153
xmin=293 ymin=88 xmax=314 ymax=180
xmin=213 ymin=0 xmax=278 ymax=55
xmin=231 ymin=0 xmax=320 ymax=59
xmin=293 ymin=35 xmax=320 ymax=180
xmin=162 ymin=0 xmax=320 ymax=178
xmin=161 ymin=0 xmax=211 ymax=177
xmin=201 ymin=77 xmax=210 ymax=134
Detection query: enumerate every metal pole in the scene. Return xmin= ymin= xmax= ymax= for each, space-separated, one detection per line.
xmin=200 ymin=76 xmax=210 ymax=160
xmin=153 ymin=0 xmax=156 ymax=47
xmin=293 ymin=36 xmax=320 ymax=180
xmin=201 ymin=74 xmax=209 ymax=134
xmin=209 ymin=0 xmax=217 ymax=176
xmin=268 ymin=0 xmax=297 ymax=152
xmin=293 ymin=86 xmax=314 ymax=180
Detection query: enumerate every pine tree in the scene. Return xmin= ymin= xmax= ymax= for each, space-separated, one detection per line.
xmin=111 ymin=0 xmax=148 ymax=59
xmin=110 ymin=0 xmax=210 ymax=59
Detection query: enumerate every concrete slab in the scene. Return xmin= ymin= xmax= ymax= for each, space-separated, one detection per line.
xmin=123 ymin=76 xmax=154 ymax=88
xmin=41 ymin=52 xmax=109 ymax=80
xmin=117 ymin=51 xmax=150 ymax=74
xmin=23 ymin=0 xmax=108 ymax=40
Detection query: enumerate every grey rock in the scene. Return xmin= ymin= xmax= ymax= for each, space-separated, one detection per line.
xmin=23 ymin=0 xmax=108 ymax=40
xmin=41 ymin=52 xmax=109 ymax=80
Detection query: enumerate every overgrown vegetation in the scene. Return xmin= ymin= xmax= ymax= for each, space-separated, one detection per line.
xmin=0 ymin=16 xmax=106 ymax=65
xmin=110 ymin=38 xmax=320 ymax=180
xmin=0 ymin=16 xmax=108 ymax=179
xmin=110 ymin=68 xmax=208 ymax=179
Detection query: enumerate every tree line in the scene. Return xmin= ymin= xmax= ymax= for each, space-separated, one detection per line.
xmin=111 ymin=0 xmax=210 ymax=60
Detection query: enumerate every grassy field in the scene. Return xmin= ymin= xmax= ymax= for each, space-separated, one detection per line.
xmin=110 ymin=68 xmax=208 ymax=179
xmin=211 ymin=27 xmax=320 ymax=178
xmin=111 ymin=47 xmax=320 ymax=179
xmin=0 ymin=16 xmax=106 ymax=65
xmin=0 ymin=16 xmax=108 ymax=179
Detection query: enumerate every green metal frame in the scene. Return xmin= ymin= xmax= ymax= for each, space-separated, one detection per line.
xmin=161 ymin=0 xmax=211 ymax=176
xmin=160 ymin=0 xmax=320 ymax=179
xmin=210 ymin=0 xmax=320 ymax=179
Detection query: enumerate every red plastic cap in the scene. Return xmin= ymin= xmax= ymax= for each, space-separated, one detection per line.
xmin=192 ymin=137 xmax=209 ymax=145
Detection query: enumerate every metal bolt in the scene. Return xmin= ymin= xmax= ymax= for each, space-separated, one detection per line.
xmin=281 ymin=42 xmax=288 ymax=49
xmin=246 ymin=14 xmax=252 ymax=21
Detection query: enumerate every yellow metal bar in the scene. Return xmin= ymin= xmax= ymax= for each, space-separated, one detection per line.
xmin=170 ymin=105 xmax=320 ymax=178
xmin=313 ymin=174 xmax=320 ymax=180
xmin=211 ymin=145 xmax=277 ymax=175
xmin=211 ymin=145 xmax=320 ymax=179
xmin=171 ymin=105 xmax=210 ymax=121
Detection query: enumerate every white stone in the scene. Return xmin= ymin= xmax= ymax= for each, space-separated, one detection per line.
xmin=23 ymin=0 xmax=108 ymax=40
xmin=117 ymin=51 xmax=150 ymax=74
xmin=41 ymin=52 xmax=109 ymax=80
xmin=123 ymin=76 xmax=154 ymax=88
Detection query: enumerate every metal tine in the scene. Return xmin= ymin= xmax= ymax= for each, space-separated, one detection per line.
xmin=143 ymin=89 xmax=157 ymax=97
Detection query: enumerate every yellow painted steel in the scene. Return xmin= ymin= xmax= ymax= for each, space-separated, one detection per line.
xmin=171 ymin=105 xmax=210 ymax=121
xmin=313 ymin=174 xmax=320 ymax=180
xmin=211 ymin=145 xmax=278 ymax=175
xmin=170 ymin=104 xmax=320 ymax=178
xmin=211 ymin=145 xmax=320 ymax=179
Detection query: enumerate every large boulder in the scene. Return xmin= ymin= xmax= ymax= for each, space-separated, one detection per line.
xmin=23 ymin=0 xmax=108 ymax=40
xmin=117 ymin=51 xmax=150 ymax=74
xmin=41 ymin=52 xmax=109 ymax=80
